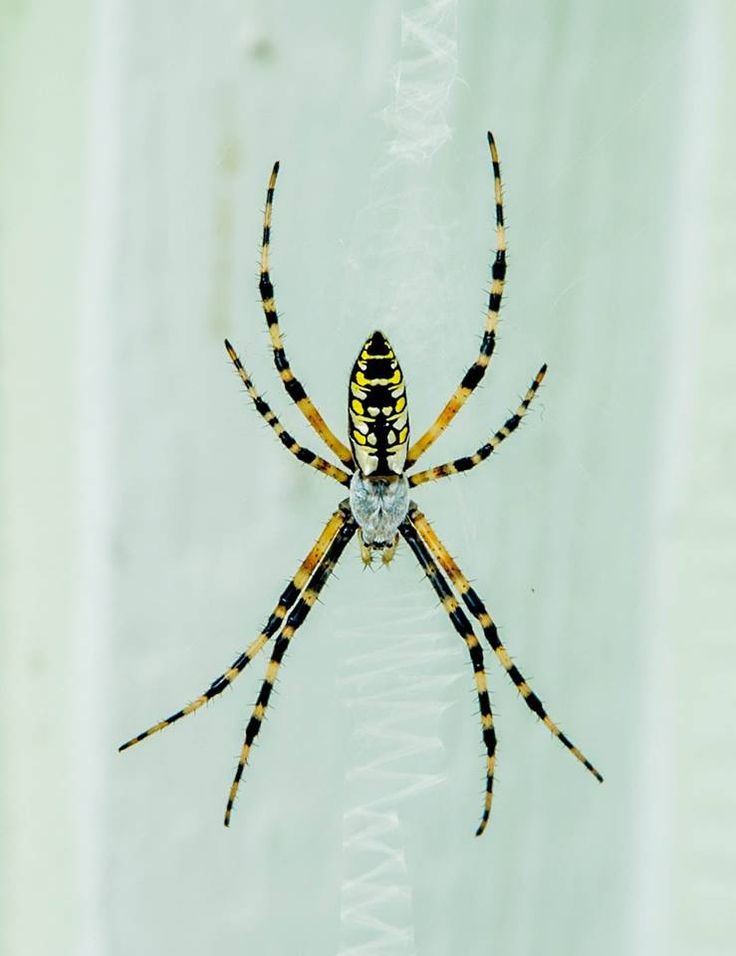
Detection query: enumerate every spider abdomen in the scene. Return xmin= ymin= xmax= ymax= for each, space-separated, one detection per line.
xmin=348 ymin=331 xmax=409 ymax=477
xmin=349 ymin=471 xmax=409 ymax=546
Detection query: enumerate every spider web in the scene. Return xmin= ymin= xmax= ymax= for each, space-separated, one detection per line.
xmin=337 ymin=3 xmax=460 ymax=953
xmin=336 ymin=591 xmax=462 ymax=956
xmin=336 ymin=0 xmax=461 ymax=365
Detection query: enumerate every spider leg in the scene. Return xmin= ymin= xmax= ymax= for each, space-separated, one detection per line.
xmin=225 ymin=339 xmax=351 ymax=486
xmin=399 ymin=519 xmax=497 ymax=836
xmin=408 ymin=364 xmax=546 ymax=488
xmin=406 ymin=132 xmax=507 ymax=468
xmin=119 ymin=508 xmax=349 ymax=753
xmin=258 ymin=162 xmax=354 ymax=469
xmin=224 ymin=513 xmax=357 ymax=825
xmin=410 ymin=508 xmax=603 ymax=783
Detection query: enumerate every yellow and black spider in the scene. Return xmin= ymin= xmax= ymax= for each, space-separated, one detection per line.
xmin=120 ymin=132 xmax=602 ymax=836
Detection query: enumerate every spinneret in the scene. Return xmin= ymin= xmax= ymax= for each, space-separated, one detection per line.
xmin=120 ymin=133 xmax=602 ymax=835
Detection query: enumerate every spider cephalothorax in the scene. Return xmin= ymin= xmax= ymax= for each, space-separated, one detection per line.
xmin=349 ymin=470 xmax=409 ymax=565
xmin=121 ymin=133 xmax=602 ymax=836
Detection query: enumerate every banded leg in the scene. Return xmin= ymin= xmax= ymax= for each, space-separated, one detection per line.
xmin=410 ymin=508 xmax=603 ymax=783
xmin=408 ymin=364 xmax=546 ymax=487
xmin=224 ymin=514 xmax=356 ymax=825
xmin=119 ymin=508 xmax=348 ymax=753
xmin=259 ymin=162 xmax=354 ymax=468
xmin=400 ymin=518 xmax=497 ymax=836
xmin=225 ymin=339 xmax=351 ymax=486
xmin=406 ymin=132 xmax=507 ymax=468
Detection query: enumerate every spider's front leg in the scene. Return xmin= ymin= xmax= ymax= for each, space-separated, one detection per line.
xmin=119 ymin=507 xmax=349 ymax=754
xmin=224 ymin=511 xmax=357 ymax=825
xmin=400 ymin=516 xmax=497 ymax=836
xmin=410 ymin=507 xmax=604 ymax=784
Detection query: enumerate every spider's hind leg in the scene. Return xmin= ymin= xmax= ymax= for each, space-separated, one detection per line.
xmin=406 ymin=131 xmax=507 ymax=468
xmin=258 ymin=162 xmax=354 ymax=468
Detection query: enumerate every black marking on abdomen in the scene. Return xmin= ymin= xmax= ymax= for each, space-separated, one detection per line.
xmin=348 ymin=331 xmax=409 ymax=476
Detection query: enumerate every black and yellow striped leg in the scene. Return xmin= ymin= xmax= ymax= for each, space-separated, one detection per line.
xmin=408 ymin=365 xmax=547 ymax=488
xmin=224 ymin=339 xmax=351 ymax=486
xmin=224 ymin=513 xmax=357 ymax=825
xmin=119 ymin=508 xmax=348 ymax=754
xmin=406 ymin=131 xmax=507 ymax=468
xmin=410 ymin=508 xmax=603 ymax=784
xmin=400 ymin=518 xmax=497 ymax=836
xmin=258 ymin=162 xmax=354 ymax=469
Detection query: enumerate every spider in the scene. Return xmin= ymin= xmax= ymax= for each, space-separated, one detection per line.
xmin=120 ymin=132 xmax=602 ymax=836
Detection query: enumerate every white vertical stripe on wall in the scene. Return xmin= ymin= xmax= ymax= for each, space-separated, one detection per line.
xmin=73 ymin=1 xmax=124 ymax=953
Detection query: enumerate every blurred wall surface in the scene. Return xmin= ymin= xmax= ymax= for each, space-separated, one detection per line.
xmin=2 ymin=2 xmax=735 ymax=955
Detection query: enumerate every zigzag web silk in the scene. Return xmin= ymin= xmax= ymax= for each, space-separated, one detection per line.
xmin=337 ymin=2 xmax=460 ymax=953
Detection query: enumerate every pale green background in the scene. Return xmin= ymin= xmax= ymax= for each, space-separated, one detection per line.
xmin=2 ymin=2 xmax=735 ymax=955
